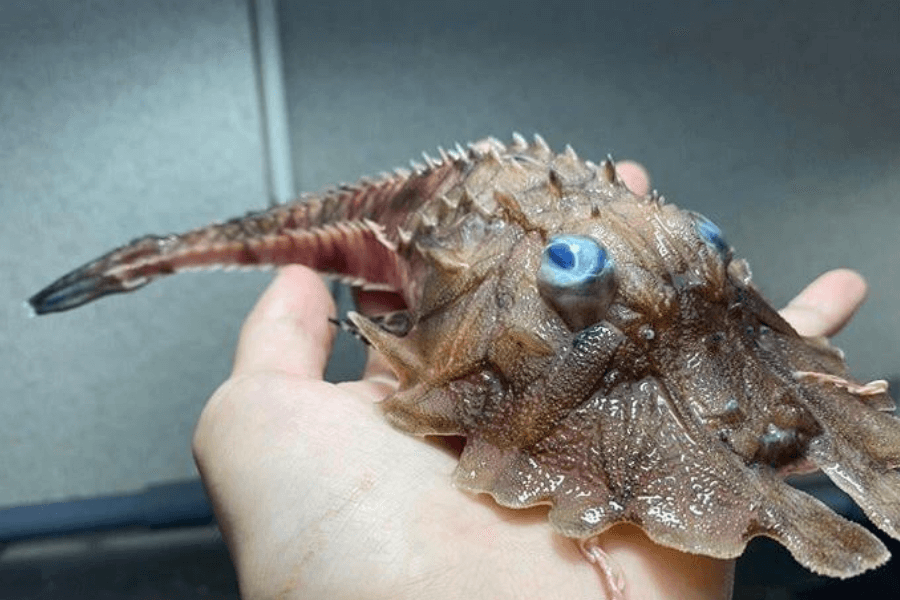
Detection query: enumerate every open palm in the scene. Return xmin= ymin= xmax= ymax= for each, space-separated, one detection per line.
xmin=193 ymin=164 xmax=868 ymax=600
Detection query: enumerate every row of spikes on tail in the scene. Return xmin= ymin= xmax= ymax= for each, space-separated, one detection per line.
xmin=28 ymin=134 xmax=654 ymax=315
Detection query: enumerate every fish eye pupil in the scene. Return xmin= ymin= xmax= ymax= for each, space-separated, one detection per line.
xmin=538 ymin=235 xmax=617 ymax=331
xmin=697 ymin=219 xmax=722 ymax=244
xmin=694 ymin=214 xmax=730 ymax=257
xmin=548 ymin=243 xmax=576 ymax=269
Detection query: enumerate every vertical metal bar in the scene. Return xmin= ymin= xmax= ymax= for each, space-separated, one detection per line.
xmin=248 ymin=0 xmax=295 ymax=206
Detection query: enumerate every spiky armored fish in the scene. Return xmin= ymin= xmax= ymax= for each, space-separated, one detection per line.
xmin=30 ymin=135 xmax=898 ymax=579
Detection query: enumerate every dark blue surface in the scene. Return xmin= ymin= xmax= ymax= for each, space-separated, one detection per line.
xmin=548 ymin=243 xmax=576 ymax=269
xmin=0 ymin=481 xmax=213 ymax=543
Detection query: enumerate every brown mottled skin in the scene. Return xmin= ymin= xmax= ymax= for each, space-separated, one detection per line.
xmin=30 ymin=135 xmax=899 ymax=579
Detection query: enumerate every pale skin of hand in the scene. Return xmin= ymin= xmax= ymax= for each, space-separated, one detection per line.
xmin=193 ymin=163 xmax=869 ymax=600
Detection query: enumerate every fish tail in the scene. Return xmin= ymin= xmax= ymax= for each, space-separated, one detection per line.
xmin=29 ymin=154 xmax=467 ymax=314
xmin=29 ymin=188 xmax=402 ymax=315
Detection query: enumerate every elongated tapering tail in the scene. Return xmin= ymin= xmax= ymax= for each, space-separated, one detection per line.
xmin=28 ymin=153 xmax=471 ymax=315
xmin=29 ymin=236 xmax=164 ymax=314
xmin=28 ymin=199 xmax=403 ymax=316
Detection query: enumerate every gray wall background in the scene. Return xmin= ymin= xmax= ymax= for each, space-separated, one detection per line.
xmin=3 ymin=0 xmax=270 ymax=507
xmin=280 ymin=0 xmax=899 ymax=400
xmin=3 ymin=0 xmax=899 ymax=511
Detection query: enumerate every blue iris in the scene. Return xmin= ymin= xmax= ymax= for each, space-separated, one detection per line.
xmin=540 ymin=236 xmax=607 ymax=288
xmin=538 ymin=234 xmax=616 ymax=331
xmin=547 ymin=243 xmax=575 ymax=269
xmin=694 ymin=214 xmax=730 ymax=257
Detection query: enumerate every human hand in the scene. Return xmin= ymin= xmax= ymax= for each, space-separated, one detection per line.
xmin=192 ymin=163 xmax=868 ymax=600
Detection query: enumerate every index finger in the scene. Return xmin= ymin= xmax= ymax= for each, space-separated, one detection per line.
xmin=232 ymin=266 xmax=337 ymax=379
xmin=779 ymin=269 xmax=868 ymax=338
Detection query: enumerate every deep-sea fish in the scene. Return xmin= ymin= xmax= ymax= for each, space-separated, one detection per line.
xmin=30 ymin=135 xmax=898 ymax=581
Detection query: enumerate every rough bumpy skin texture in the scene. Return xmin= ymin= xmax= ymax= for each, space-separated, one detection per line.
xmin=30 ymin=135 xmax=899 ymax=578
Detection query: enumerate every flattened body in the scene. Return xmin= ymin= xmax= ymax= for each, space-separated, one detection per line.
xmin=30 ymin=135 xmax=899 ymax=578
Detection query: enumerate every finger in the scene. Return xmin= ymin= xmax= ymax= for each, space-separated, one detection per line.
xmin=616 ymin=160 xmax=651 ymax=196
xmin=232 ymin=265 xmax=336 ymax=379
xmin=779 ymin=269 xmax=868 ymax=337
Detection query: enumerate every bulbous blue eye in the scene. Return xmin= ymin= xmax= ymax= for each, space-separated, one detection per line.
xmin=547 ymin=243 xmax=575 ymax=269
xmin=538 ymin=235 xmax=617 ymax=331
xmin=693 ymin=214 xmax=730 ymax=258
xmin=541 ymin=236 xmax=608 ymax=288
